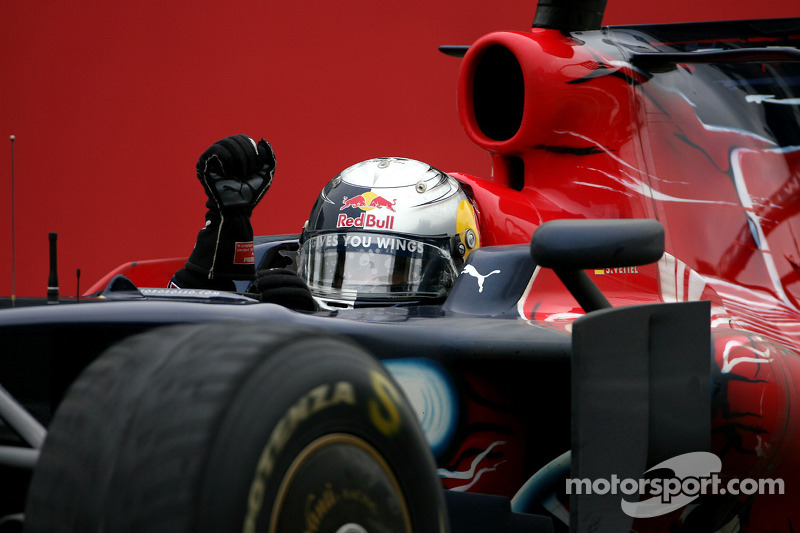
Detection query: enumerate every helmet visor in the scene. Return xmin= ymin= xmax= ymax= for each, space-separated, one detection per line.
xmin=299 ymin=232 xmax=458 ymax=301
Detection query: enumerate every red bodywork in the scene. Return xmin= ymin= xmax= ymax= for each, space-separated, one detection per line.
xmin=446 ymin=22 xmax=800 ymax=532
xmin=83 ymin=258 xmax=187 ymax=295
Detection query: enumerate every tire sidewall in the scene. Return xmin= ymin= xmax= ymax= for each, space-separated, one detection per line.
xmin=195 ymin=334 xmax=445 ymax=533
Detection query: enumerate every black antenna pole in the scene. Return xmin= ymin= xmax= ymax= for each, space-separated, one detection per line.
xmin=48 ymin=232 xmax=59 ymax=304
xmin=10 ymin=135 xmax=15 ymax=307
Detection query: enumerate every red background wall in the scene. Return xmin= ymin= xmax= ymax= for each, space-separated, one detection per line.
xmin=3 ymin=0 xmax=800 ymax=297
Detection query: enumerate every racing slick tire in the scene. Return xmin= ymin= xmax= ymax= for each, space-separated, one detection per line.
xmin=23 ymin=322 xmax=448 ymax=533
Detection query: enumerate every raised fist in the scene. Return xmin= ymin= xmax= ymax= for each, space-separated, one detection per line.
xmin=196 ymin=134 xmax=275 ymax=210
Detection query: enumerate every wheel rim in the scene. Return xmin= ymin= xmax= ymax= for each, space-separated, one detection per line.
xmin=269 ymin=433 xmax=412 ymax=533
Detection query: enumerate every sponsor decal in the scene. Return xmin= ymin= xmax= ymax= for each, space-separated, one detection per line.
xmin=461 ymin=265 xmax=501 ymax=293
xmin=337 ymin=212 xmax=395 ymax=230
xmin=245 ymin=381 xmax=356 ymax=533
xmin=234 ymin=241 xmax=255 ymax=264
xmin=338 ymin=191 xmax=397 ymax=229
xmin=303 ymin=482 xmax=338 ymax=533
xmin=302 ymin=483 xmax=379 ymax=533
xmin=341 ymin=191 xmax=396 ymax=212
xmin=143 ymin=288 xmax=223 ymax=297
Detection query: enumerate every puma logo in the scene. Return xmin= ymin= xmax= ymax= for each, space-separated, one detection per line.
xmin=461 ymin=265 xmax=501 ymax=293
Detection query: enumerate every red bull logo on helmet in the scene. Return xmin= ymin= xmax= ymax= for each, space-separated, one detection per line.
xmin=338 ymin=190 xmax=397 ymax=229
xmin=337 ymin=212 xmax=395 ymax=229
xmin=340 ymin=191 xmax=396 ymax=212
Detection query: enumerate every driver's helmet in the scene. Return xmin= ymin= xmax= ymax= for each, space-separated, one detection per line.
xmin=298 ymin=157 xmax=480 ymax=308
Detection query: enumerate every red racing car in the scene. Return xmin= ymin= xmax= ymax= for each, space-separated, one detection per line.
xmin=1 ymin=1 xmax=800 ymax=532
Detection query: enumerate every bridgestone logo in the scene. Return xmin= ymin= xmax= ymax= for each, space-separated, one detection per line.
xmin=244 ymin=382 xmax=356 ymax=533
xmin=566 ymin=452 xmax=784 ymax=518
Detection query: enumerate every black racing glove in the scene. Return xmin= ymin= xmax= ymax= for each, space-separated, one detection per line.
xmin=249 ymin=268 xmax=318 ymax=312
xmin=196 ymin=134 xmax=274 ymax=209
xmin=182 ymin=135 xmax=275 ymax=282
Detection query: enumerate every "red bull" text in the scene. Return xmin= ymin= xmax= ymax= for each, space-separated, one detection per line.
xmin=337 ymin=213 xmax=395 ymax=229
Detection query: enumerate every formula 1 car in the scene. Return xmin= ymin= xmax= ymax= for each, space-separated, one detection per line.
xmin=2 ymin=0 xmax=800 ymax=532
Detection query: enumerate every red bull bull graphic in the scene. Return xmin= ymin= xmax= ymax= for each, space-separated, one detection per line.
xmin=340 ymin=192 xmax=396 ymax=212
xmin=340 ymin=195 xmax=368 ymax=210
xmin=339 ymin=191 xmax=397 ymax=229
xmin=368 ymin=195 xmax=396 ymax=211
